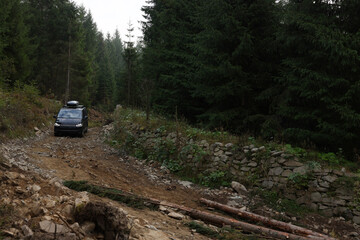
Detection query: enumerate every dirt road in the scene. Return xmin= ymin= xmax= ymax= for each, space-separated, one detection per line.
xmin=16 ymin=126 xmax=213 ymax=239
xmin=1 ymin=125 xmax=359 ymax=239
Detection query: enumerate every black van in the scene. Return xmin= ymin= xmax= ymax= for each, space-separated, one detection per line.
xmin=54 ymin=101 xmax=88 ymax=137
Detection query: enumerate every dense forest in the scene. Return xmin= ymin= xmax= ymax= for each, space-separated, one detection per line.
xmin=2 ymin=0 xmax=360 ymax=156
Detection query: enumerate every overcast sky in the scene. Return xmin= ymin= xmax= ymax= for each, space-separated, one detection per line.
xmin=72 ymin=0 xmax=148 ymax=42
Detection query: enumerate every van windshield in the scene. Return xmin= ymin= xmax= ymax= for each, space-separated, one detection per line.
xmin=58 ymin=109 xmax=82 ymax=119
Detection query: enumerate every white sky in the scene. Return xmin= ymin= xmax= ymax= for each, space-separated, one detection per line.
xmin=72 ymin=0 xmax=148 ymax=42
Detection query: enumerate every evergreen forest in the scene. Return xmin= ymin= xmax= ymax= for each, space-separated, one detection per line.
xmin=2 ymin=0 xmax=360 ymax=157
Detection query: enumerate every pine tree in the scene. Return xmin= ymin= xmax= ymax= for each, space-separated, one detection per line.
xmin=276 ymin=0 xmax=360 ymax=151
xmin=0 ymin=0 xmax=32 ymax=85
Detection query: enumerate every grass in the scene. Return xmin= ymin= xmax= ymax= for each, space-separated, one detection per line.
xmin=63 ymin=180 xmax=157 ymax=209
xmin=0 ymin=86 xmax=61 ymax=140
xmin=256 ymin=190 xmax=311 ymax=217
xmin=113 ymin=107 xmax=238 ymax=144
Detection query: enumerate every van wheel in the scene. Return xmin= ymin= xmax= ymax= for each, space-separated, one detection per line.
xmin=79 ymin=129 xmax=85 ymax=137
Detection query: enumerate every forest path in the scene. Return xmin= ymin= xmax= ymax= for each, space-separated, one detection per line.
xmin=2 ymin=124 xmax=358 ymax=239
xmin=20 ymin=126 xmax=211 ymax=239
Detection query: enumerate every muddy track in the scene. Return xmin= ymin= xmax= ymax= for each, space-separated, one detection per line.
xmin=3 ymin=126 xmax=217 ymax=239
xmin=2 ymin=126 xmax=359 ymax=239
xmin=23 ymin=127 xmax=207 ymax=207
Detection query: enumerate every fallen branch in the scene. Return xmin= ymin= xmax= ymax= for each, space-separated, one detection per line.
xmin=199 ymin=198 xmax=335 ymax=240
xmin=56 ymin=212 xmax=84 ymax=240
xmin=149 ymin=199 xmax=331 ymax=240
xmin=64 ymin=181 xmax=335 ymax=240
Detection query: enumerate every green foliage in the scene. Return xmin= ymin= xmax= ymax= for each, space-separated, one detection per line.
xmin=0 ymin=89 xmax=61 ymax=140
xmin=258 ymin=190 xmax=310 ymax=216
xmin=198 ymin=171 xmax=231 ymax=188
xmin=186 ymin=221 xmax=219 ymax=238
xmin=288 ymin=172 xmax=312 ymax=190
xmin=63 ymin=181 xmax=155 ymax=209
xmin=284 ymin=144 xmax=307 ymax=158
xmin=317 ymin=152 xmax=341 ymax=166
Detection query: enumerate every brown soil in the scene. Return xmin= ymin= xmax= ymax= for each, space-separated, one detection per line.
xmin=2 ymin=125 xmax=359 ymax=239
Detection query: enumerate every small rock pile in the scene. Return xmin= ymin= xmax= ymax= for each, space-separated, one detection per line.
xmin=0 ymin=164 xmax=132 ymax=240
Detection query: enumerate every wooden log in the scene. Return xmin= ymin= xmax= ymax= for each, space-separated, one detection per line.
xmin=199 ymin=198 xmax=336 ymax=240
xmin=149 ymin=199 xmax=331 ymax=240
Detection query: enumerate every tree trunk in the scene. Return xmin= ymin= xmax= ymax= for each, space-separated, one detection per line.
xmin=200 ymin=198 xmax=335 ymax=240
xmin=149 ymin=199 xmax=331 ymax=240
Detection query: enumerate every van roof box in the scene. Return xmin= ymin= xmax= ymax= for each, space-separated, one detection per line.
xmin=65 ymin=100 xmax=83 ymax=108
xmin=66 ymin=100 xmax=79 ymax=107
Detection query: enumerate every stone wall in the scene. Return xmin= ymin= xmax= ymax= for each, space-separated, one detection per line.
xmin=120 ymin=126 xmax=360 ymax=223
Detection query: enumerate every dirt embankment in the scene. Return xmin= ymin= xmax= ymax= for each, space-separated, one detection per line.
xmin=0 ymin=124 xmax=359 ymax=239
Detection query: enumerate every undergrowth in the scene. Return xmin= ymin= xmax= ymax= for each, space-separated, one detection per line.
xmin=256 ymin=190 xmax=311 ymax=217
xmin=0 ymin=85 xmax=61 ymax=140
xmin=63 ymin=180 xmax=157 ymax=209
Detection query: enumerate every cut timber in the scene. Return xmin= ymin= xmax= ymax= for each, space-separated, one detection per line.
xmin=149 ymin=199 xmax=333 ymax=240
xmin=199 ymin=198 xmax=336 ymax=240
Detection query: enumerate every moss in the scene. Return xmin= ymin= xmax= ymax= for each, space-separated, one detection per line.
xmin=256 ymin=190 xmax=311 ymax=217
xmin=63 ymin=181 xmax=157 ymax=210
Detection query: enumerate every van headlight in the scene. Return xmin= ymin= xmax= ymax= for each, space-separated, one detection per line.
xmin=54 ymin=123 xmax=60 ymax=127
xmin=76 ymin=123 xmax=83 ymax=127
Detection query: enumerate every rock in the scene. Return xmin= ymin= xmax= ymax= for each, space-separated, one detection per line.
xmin=247 ymin=161 xmax=258 ymax=167
xmin=282 ymin=170 xmax=292 ymax=177
xmin=159 ymin=205 xmax=169 ymax=213
xmin=15 ymin=186 xmax=26 ymax=194
xmin=227 ymin=200 xmax=241 ymax=208
xmin=44 ymin=199 xmax=56 ymax=208
xmin=30 ymin=184 xmax=41 ymax=193
xmin=268 ymin=167 xmax=283 ymax=176
xmin=225 ymin=143 xmax=233 ymax=148
xmin=145 ymin=225 xmax=158 ymax=231
xmin=30 ymin=204 xmax=44 ymax=217
xmin=322 ymin=175 xmax=337 ymax=183
xmin=293 ymin=166 xmax=307 ymax=175
xmin=2 ymin=228 xmax=19 ymax=237
xmin=75 ymin=192 xmax=90 ymax=209
xmin=231 ymin=181 xmax=247 ymax=193
xmin=21 ymin=225 xmax=34 ymax=238
xmin=262 ymin=180 xmax=274 ymax=189
xmin=259 ymin=146 xmax=265 ymax=151
xmin=168 ymin=212 xmax=185 ymax=220
xmin=5 ymin=172 xmax=20 ymax=180
xmin=39 ymin=220 xmax=69 ymax=233
xmin=81 ymin=221 xmax=96 ymax=234
xmin=318 ymin=181 xmax=330 ymax=188
xmin=333 ymin=199 xmax=346 ymax=206
xmin=34 ymin=127 xmax=40 ymax=132
xmin=283 ymin=160 xmax=303 ymax=167
xmin=271 ymin=151 xmax=283 ymax=157
xmin=296 ymin=196 xmax=306 ymax=205
xmin=349 ymin=232 xmax=359 ymax=237
xmin=60 ymin=195 xmax=70 ymax=203
xmin=75 ymin=201 xmax=130 ymax=240
xmin=277 ymin=158 xmax=286 ymax=164
xmin=353 ymin=216 xmax=360 ymax=224
xmin=251 ymin=148 xmax=259 ymax=152
xmin=311 ymin=192 xmax=322 ymax=202
xmin=62 ymin=204 xmax=74 ymax=217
